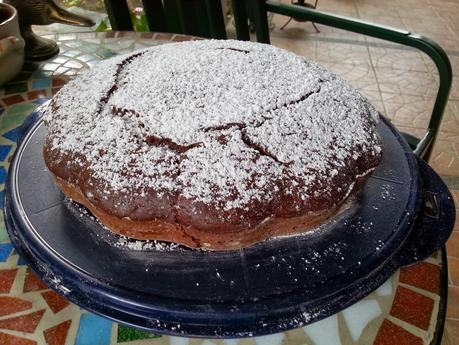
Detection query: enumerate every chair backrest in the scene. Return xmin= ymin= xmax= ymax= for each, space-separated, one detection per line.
xmin=247 ymin=0 xmax=452 ymax=161
xmin=104 ymin=0 xmax=227 ymax=39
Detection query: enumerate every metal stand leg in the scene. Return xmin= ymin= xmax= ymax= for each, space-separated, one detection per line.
xmin=312 ymin=22 xmax=320 ymax=33
xmin=280 ymin=18 xmax=320 ymax=33
xmin=280 ymin=17 xmax=293 ymax=30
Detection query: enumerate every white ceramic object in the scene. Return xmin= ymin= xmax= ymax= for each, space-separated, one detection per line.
xmin=169 ymin=336 xmax=190 ymax=345
xmin=375 ymin=278 xmax=393 ymax=296
xmin=0 ymin=3 xmax=25 ymax=86
xmin=303 ymin=314 xmax=342 ymax=345
xmin=342 ymin=299 xmax=382 ymax=341
xmin=254 ymin=333 xmax=285 ymax=345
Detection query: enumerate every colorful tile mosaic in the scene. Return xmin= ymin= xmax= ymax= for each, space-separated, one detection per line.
xmin=43 ymin=320 xmax=72 ymax=345
xmin=75 ymin=314 xmax=112 ymax=345
xmin=0 ymin=296 xmax=32 ymax=317
xmin=0 ymin=309 xmax=46 ymax=333
xmin=32 ymin=79 xmax=52 ymax=90
xmin=0 ymin=30 xmax=451 ymax=345
xmin=40 ymin=291 xmax=70 ymax=314
xmin=390 ymin=287 xmax=435 ymax=330
xmin=374 ymin=320 xmax=423 ymax=345
xmin=23 ymin=268 xmax=49 ymax=293
xmin=117 ymin=326 xmax=161 ymax=343
xmin=0 ymin=269 xmax=17 ymax=293
xmin=0 ymin=243 xmax=13 ymax=262
xmin=400 ymin=262 xmax=441 ymax=294
xmin=0 ymin=332 xmax=37 ymax=345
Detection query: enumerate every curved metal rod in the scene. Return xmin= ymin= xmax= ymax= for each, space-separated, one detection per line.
xmin=261 ymin=0 xmax=452 ymax=160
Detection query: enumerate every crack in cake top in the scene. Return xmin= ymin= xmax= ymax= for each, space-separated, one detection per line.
xmin=43 ymin=40 xmax=382 ymax=216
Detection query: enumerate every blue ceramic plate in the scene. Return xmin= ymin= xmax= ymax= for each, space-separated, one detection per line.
xmin=3 ymin=113 xmax=455 ymax=338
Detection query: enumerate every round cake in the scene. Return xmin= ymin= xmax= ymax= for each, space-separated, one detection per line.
xmin=43 ymin=40 xmax=382 ymax=250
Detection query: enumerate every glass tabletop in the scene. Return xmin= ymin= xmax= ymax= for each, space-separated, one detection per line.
xmin=0 ymin=31 xmax=447 ymax=345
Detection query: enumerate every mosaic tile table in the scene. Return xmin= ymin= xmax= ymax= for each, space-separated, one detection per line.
xmin=0 ymin=31 xmax=449 ymax=345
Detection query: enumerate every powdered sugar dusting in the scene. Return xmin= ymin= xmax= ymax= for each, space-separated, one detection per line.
xmin=43 ymin=40 xmax=381 ymax=222
xmin=115 ymin=236 xmax=180 ymax=251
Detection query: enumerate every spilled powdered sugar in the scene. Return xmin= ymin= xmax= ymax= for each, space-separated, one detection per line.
xmin=115 ymin=236 xmax=180 ymax=251
xmin=43 ymin=40 xmax=381 ymax=213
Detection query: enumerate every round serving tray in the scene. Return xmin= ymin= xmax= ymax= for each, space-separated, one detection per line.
xmin=4 ymin=113 xmax=456 ymax=338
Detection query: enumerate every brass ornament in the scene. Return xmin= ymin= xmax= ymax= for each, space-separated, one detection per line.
xmin=5 ymin=0 xmax=94 ymax=61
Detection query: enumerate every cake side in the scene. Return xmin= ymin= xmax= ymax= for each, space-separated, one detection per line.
xmin=42 ymin=40 xmax=382 ymax=249
xmin=54 ymin=175 xmax=369 ymax=250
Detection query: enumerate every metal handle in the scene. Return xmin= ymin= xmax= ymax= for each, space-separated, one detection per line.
xmin=249 ymin=0 xmax=452 ymax=160
xmin=395 ymin=158 xmax=455 ymax=266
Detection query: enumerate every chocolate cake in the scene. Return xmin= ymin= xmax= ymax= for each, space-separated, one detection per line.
xmin=43 ymin=40 xmax=382 ymax=250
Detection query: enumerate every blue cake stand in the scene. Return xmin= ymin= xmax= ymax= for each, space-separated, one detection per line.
xmin=3 ymin=111 xmax=455 ymax=338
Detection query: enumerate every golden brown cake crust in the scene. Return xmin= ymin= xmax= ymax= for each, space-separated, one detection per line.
xmin=54 ymin=176 xmax=362 ymax=250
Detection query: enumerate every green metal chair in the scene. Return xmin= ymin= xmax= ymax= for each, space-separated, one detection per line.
xmin=241 ymin=0 xmax=453 ymax=162
xmin=103 ymin=0 xmax=452 ymax=162
xmin=103 ymin=0 xmax=227 ymax=38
